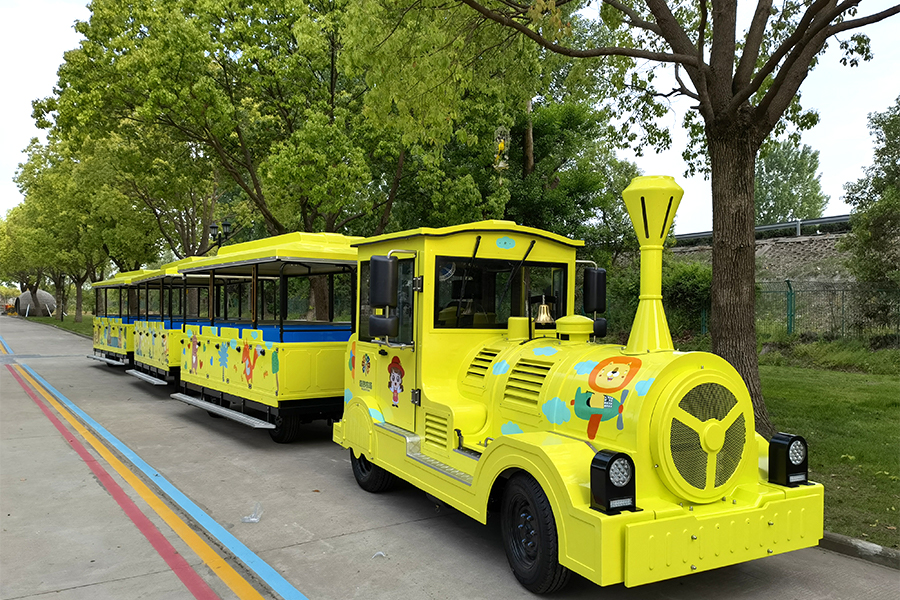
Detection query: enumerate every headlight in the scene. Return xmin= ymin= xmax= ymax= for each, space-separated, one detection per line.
xmin=609 ymin=457 xmax=632 ymax=487
xmin=590 ymin=450 xmax=637 ymax=514
xmin=769 ymin=433 xmax=809 ymax=487
xmin=789 ymin=440 xmax=806 ymax=465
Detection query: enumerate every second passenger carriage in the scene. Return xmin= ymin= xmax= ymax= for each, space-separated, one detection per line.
xmin=169 ymin=231 xmax=362 ymax=442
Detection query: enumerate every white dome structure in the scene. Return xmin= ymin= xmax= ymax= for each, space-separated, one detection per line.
xmin=15 ymin=290 xmax=57 ymax=317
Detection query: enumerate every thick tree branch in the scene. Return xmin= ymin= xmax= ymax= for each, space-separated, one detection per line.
xmin=708 ymin=0 xmax=737 ymax=112
xmin=755 ymin=0 xmax=871 ymax=121
xmin=731 ymin=0 xmax=847 ymax=112
xmin=456 ymin=0 xmax=698 ymax=64
xmin=733 ymin=0 xmax=773 ymax=91
xmin=828 ymin=3 xmax=900 ymax=33
xmin=696 ymin=0 xmax=708 ymax=65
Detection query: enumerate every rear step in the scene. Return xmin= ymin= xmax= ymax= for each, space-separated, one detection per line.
xmin=170 ymin=393 xmax=276 ymax=429
xmin=126 ymin=369 xmax=167 ymax=386
xmin=87 ymin=354 xmax=125 ymax=366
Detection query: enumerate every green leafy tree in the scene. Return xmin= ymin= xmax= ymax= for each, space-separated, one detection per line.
xmin=423 ymin=0 xmax=900 ymax=436
xmin=39 ymin=0 xmax=404 ymax=238
xmin=842 ymin=96 xmax=900 ymax=292
xmin=0 ymin=205 xmax=52 ymax=316
xmin=14 ymin=137 xmax=160 ymax=320
xmin=755 ymin=140 xmax=828 ymax=225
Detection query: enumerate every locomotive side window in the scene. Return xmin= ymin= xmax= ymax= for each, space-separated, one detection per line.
xmin=358 ymin=259 xmax=415 ymax=344
xmin=434 ymin=257 xmax=567 ymax=329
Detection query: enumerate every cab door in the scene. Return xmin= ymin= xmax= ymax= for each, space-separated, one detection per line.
xmin=359 ymin=257 xmax=418 ymax=432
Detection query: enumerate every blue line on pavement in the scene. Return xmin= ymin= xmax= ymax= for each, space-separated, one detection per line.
xmin=0 ymin=334 xmax=12 ymax=354
xmin=21 ymin=363 xmax=309 ymax=600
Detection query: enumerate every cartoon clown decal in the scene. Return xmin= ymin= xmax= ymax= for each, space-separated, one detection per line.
xmin=387 ymin=356 xmax=405 ymax=407
xmin=571 ymin=356 xmax=642 ymax=439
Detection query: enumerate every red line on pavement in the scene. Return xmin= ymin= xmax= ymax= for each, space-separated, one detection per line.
xmin=6 ymin=364 xmax=220 ymax=600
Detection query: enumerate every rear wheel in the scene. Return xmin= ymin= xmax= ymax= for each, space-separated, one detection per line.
xmin=350 ymin=449 xmax=395 ymax=493
xmin=500 ymin=473 xmax=571 ymax=594
xmin=269 ymin=414 xmax=302 ymax=443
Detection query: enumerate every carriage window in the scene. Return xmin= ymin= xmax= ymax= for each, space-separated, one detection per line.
xmin=434 ymin=257 xmax=567 ymax=329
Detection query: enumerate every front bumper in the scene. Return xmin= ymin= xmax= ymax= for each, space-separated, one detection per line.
xmin=624 ymin=484 xmax=824 ymax=586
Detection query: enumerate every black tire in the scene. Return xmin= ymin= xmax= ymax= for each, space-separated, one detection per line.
xmin=207 ymin=411 xmax=223 ymax=418
xmin=500 ymin=473 xmax=571 ymax=594
xmin=350 ymin=449 xmax=395 ymax=493
xmin=269 ymin=414 xmax=302 ymax=443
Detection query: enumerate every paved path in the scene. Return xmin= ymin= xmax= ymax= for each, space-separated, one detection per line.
xmin=1 ymin=315 xmax=897 ymax=600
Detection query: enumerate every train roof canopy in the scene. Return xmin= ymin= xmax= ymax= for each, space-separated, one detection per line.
xmin=178 ymin=231 xmax=364 ymax=277
xmin=131 ymin=256 xmax=209 ymax=285
xmin=353 ymin=220 xmax=584 ymax=248
xmin=92 ymin=269 xmax=155 ymax=288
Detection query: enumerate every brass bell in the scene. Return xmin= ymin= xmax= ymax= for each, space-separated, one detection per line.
xmin=534 ymin=295 xmax=555 ymax=326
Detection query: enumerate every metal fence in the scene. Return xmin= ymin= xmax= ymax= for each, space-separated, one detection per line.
xmin=754 ymin=281 xmax=899 ymax=340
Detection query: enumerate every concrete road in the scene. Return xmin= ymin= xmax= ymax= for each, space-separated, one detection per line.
xmin=1 ymin=315 xmax=897 ymax=600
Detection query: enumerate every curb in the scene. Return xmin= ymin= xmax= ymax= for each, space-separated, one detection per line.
xmin=8 ymin=315 xmax=93 ymax=340
xmin=820 ymin=531 xmax=900 ymax=570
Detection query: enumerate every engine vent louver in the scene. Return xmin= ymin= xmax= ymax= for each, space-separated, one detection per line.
xmin=668 ymin=383 xmax=746 ymax=493
xmin=671 ymin=419 xmax=707 ymax=489
xmin=424 ymin=412 xmax=449 ymax=451
xmin=502 ymin=358 xmax=552 ymax=412
xmin=678 ymin=383 xmax=736 ymax=421
xmin=715 ymin=414 xmax=746 ymax=486
xmin=465 ymin=348 xmax=500 ymax=385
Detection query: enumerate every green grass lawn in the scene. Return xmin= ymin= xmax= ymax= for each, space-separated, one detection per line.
xmin=761 ymin=365 xmax=900 ymax=548
xmin=20 ymin=315 xmax=94 ymax=338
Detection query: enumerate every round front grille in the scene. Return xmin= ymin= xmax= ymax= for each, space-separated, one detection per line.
xmin=661 ymin=382 xmax=748 ymax=500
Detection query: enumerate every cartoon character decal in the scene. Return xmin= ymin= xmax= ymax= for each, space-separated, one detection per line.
xmin=571 ymin=356 xmax=642 ymax=439
xmin=349 ymin=341 xmax=356 ymax=379
xmin=217 ymin=339 xmax=230 ymax=381
xmin=387 ymin=356 xmax=404 ymax=407
xmin=271 ymin=347 xmax=280 ymax=396
xmin=189 ymin=333 xmax=200 ymax=374
xmin=161 ymin=333 xmax=168 ymax=363
xmin=241 ymin=341 xmax=262 ymax=388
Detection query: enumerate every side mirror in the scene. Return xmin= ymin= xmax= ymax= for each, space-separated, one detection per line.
xmin=370 ymin=256 xmax=398 ymax=308
xmin=369 ymin=315 xmax=399 ymax=338
xmin=593 ymin=317 xmax=607 ymax=338
xmin=584 ymin=268 xmax=606 ymax=314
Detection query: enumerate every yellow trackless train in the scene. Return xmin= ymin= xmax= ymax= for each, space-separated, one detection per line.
xmin=334 ymin=176 xmax=824 ymax=592
xmin=87 ymin=175 xmax=823 ymax=591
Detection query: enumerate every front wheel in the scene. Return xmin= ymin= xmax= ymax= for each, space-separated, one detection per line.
xmin=500 ymin=473 xmax=571 ymax=594
xmin=350 ymin=449 xmax=395 ymax=493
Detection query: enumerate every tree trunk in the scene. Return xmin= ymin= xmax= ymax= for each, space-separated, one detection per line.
xmin=310 ymin=276 xmax=329 ymax=321
xmin=523 ymin=99 xmax=535 ymax=177
xmin=74 ymin=275 xmax=87 ymax=323
xmin=708 ymin=125 xmax=777 ymax=439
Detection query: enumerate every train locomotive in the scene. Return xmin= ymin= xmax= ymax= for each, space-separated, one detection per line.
xmin=335 ymin=175 xmax=824 ymax=592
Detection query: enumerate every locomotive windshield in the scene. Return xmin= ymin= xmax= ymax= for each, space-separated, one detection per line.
xmin=434 ymin=256 xmax=567 ymax=329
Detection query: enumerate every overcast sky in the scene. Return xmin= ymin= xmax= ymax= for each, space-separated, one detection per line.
xmin=2 ymin=0 xmax=898 ymax=234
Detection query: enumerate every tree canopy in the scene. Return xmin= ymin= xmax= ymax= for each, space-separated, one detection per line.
xmin=842 ymin=95 xmax=900 ymax=291
xmin=755 ymin=139 xmax=828 ymax=225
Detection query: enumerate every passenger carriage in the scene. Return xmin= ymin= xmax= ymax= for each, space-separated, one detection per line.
xmin=89 ymin=269 xmax=154 ymax=367
xmin=170 ymin=232 xmax=363 ymax=443
xmin=126 ymin=257 xmax=209 ymax=386
xmin=335 ymin=176 xmax=824 ymax=592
